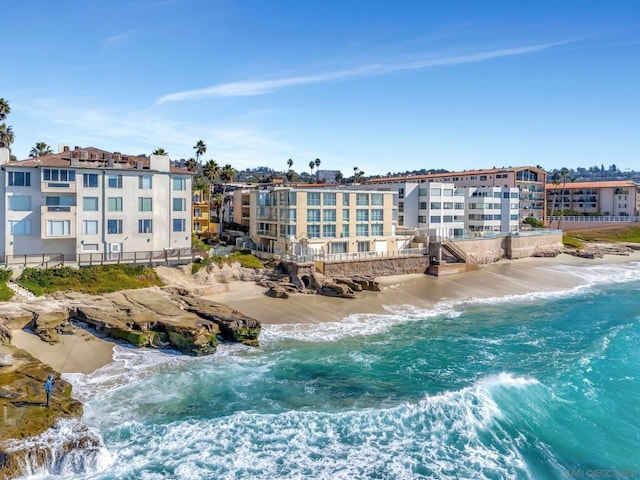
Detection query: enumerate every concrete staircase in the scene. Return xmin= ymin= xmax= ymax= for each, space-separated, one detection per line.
xmin=7 ymin=281 xmax=36 ymax=301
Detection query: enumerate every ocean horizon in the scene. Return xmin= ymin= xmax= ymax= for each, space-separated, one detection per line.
xmin=20 ymin=260 xmax=640 ymax=479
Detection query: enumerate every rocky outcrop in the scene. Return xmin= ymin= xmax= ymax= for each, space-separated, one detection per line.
xmin=0 ymin=344 xmax=87 ymax=480
xmin=565 ymin=243 xmax=633 ymax=259
xmin=319 ymin=283 xmax=356 ymax=299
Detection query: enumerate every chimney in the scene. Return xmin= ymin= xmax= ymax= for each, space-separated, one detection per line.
xmin=58 ymin=144 xmax=70 ymax=153
xmin=136 ymin=161 xmax=143 ymax=170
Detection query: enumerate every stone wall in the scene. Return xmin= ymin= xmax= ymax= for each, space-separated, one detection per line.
xmin=455 ymin=237 xmax=505 ymax=264
xmin=506 ymin=233 xmax=563 ymax=259
xmin=321 ymin=255 xmax=430 ymax=278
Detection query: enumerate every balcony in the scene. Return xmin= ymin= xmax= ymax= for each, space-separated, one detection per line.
xmin=41 ymin=181 xmax=77 ymax=193
xmin=41 ymin=206 xmax=77 ymax=239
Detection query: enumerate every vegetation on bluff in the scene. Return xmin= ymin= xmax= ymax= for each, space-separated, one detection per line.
xmin=564 ymin=226 xmax=640 ymax=245
xmin=17 ymin=264 xmax=163 ymax=296
xmin=192 ymin=252 xmax=263 ymax=274
xmin=0 ymin=268 xmax=14 ymax=301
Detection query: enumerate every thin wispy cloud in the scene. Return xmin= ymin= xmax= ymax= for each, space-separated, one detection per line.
xmin=157 ymin=41 xmax=570 ymax=103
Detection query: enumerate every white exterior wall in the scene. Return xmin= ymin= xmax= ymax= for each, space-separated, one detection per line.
xmin=458 ymin=186 xmax=519 ymax=234
xmin=1 ymin=155 xmax=191 ymax=259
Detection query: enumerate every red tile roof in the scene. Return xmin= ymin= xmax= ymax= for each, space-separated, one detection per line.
xmin=364 ymin=166 xmax=545 ymax=184
xmin=547 ymin=180 xmax=639 ymax=190
xmin=14 ymin=146 xmax=190 ymax=174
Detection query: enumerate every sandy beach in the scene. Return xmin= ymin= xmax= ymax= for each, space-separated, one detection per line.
xmin=9 ymin=252 xmax=640 ymax=375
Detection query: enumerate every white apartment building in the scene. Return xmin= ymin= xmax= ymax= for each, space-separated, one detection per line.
xmin=0 ymin=146 xmax=192 ymax=259
xmin=242 ymin=187 xmax=399 ymax=255
xmin=457 ymin=186 xmax=520 ymax=234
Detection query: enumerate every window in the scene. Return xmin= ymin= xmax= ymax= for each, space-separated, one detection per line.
xmin=8 ymin=196 xmax=31 ymax=211
xmin=357 ymin=241 xmax=369 ymax=252
xmin=418 ymin=188 xmax=428 ymax=196
xmin=47 ymin=220 xmax=71 ymax=236
xmin=82 ymin=220 xmax=98 ymax=235
xmin=173 ymin=198 xmax=186 ymax=211
xmin=356 ymin=224 xmax=369 ymax=236
xmin=82 ymin=243 xmax=99 ymax=252
xmin=330 ymin=242 xmax=348 ymax=254
xmin=443 ymin=215 xmax=454 ymax=223
xmin=419 ymin=202 xmax=427 ymax=210
xmin=107 ymin=175 xmax=123 ymax=188
xmin=323 ymin=193 xmax=336 ymax=205
xmin=280 ymin=209 xmax=296 ymax=221
xmin=371 ymin=193 xmax=383 ymax=206
xmin=107 ymin=219 xmax=122 ymax=234
xmin=455 ymin=202 xmax=464 ymax=210
xmin=307 ymin=192 xmax=320 ymax=206
xmin=307 ymin=209 xmax=321 ymax=222
xmin=443 ymin=189 xmax=453 ymax=196
xmin=8 ymin=220 xmax=31 ymax=235
xmin=323 ymin=209 xmax=336 ymax=222
xmin=371 ymin=209 xmax=383 ymax=221
xmin=443 ymin=202 xmax=454 ymax=209
xmin=342 ymin=224 xmax=350 ymax=238
xmin=418 ymin=216 xmax=427 ymax=223
xmin=480 ymin=175 xmax=487 ymax=181
xmin=356 ymin=209 xmax=369 ymax=221
xmin=431 ymin=188 xmax=441 ymax=196
xmin=342 ymin=193 xmax=350 ymax=206
xmin=43 ymin=168 xmax=75 ymax=182
xmin=430 ymin=202 xmax=441 ymax=209
xmin=138 ymin=197 xmax=153 ymax=212
xmin=342 ymin=209 xmax=349 ymax=221
xmin=430 ymin=215 xmax=441 ymax=223
xmin=323 ymin=224 xmax=336 ymax=237
xmin=83 ymin=197 xmax=99 ymax=211
xmin=287 ymin=191 xmax=297 ymax=205
xmin=308 ymin=225 xmax=320 ymax=238
xmin=356 ymin=193 xmax=369 ymax=206
xmin=108 ymin=197 xmax=123 ymax=211
xmin=138 ymin=219 xmax=153 ymax=234
xmin=83 ymin=174 xmax=98 ymax=188
xmin=371 ymin=224 xmax=383 ymax=236
xmin=172 ymin=178 xmax=186 ymax=191
xmin=8 ymin=171 xmax=31 ymax=186
xmin=139 ymin=175 xmax=152 ymax=189
xmin=173 ymin=219 xmax=186 ymax=232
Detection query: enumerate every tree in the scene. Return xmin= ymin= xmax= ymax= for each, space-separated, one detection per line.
xmin=558 ymin=167 xmax=570 ymax=229
xmin=185 ymin=158 xmax=199 ymax=173
xmin=194 ymin=140 xmax=206 ymax=163
xmin=220 ymin=164 xmax=235 ymax=192
xmin=0 ymin=98 xmax=10 ymax=122
xmin=353 ymin=166 xmax=365 ymax=184
xmin=152 ymin=148 xmax=168 ymax=155
xmin=550 ymin=178 xmax=561 ymax=222
xmin=29 ymin=142 xmax=53 ymax=158
xmin=335 ymin=172 xmax=343 ymax=184
xmin=314 ymin=158 xmax=321 ymax=179
xmin=308 ymin=161 xmax=315 ymax=181
xmin=203 ymin=159 xmax=220 ymax=237
xmin=0 ymin=123 xmax=15 ymax=148
xmin=287 ymin=158 xmax=293 ymax=170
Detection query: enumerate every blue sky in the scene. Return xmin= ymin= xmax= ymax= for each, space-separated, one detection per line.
xmin=3 ymin=0 xmax=639 ymax=175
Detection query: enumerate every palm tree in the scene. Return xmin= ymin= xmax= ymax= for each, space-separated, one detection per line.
xmin=220 ymin=164 xmax=235 ymax=192
xmin=203 ymin=159 xmax=220 ymax=237
xmin=194 ymin=140 xmax=206 ymax=163
xmin=550 ymin=177 xmax=561 ymax=225
xmin=314 ymin=158 xmax=321 ymax=179
xmin=558 ymin=168 xmax=570 ymax=229
xmin=185 ymin=158 xmax=199 ymax=173
xmin=0 ymin=98 xmax=10 ymax=122
xmin=152 ymin=148 xmax=168 ymax=155
xmin=309 ymin=161 xmax=315 ymax=181
xmin=29 ymin=142 xmax=53 ymax=158
xmin=287 ymin=158 xmax=293 ymax=170
xmin=0 ymin=123 xmax=15 ymax=148
xmin=335 ymin=172 xmax=343 ymax=184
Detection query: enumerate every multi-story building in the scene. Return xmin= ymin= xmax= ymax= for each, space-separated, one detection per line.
xmin=192 ymin=190 xmax=214 ymax=238
xmin=231 ymin=189 xmax=252 ymax=230
xmin=457 ymin=186 xmax=520 ymax=233
xmin=0 ymin=146 xmax=192 ymax=259
xmin=243 ymin=187 xmax=398 ymax=255
xmin=546 ymin=180 xmax=640 ymax=217
xmin=316 ymin=170 xmax=342 ymax=184
xmin=365 ymin=166 xmax=547 ymax=225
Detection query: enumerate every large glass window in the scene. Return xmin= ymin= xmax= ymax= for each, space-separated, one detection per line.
xmin=356 ymin=209 xmax=369 ymax=221
xmin=83 ymin=173 xmax=98 ymax=188
xmin=430 ymin=202 xmax=441 ymax=209
xmin=356 ymin=224 xmax=369 ymax=236
xmin=323 ymin=224 xmax=336 ymax=237
xmin=342 ymin=224 xmax=349 ymax=238
xmin=342 ymin=209 xmax=349 ymax=221
xmin=371 ymin=193 xmax=383 ymax=206
xmin=8 ymin=171 xmax=31 ymax=186
xmin=8 ymin=220 xmax=31 ymax=235
xmin=172 ymin=177 xmax=186 ymax=191
xmin=82 ymin=220 xmax=98 ymax=235
xmin=342 ymin=193 xmax=350 ymax=206
xmin=323 ymin=193 xmax=336 ymax=206
xmin=138 ymin=197 xmax=153 ymax=212
xmin=173 ymin=219 xmax=186 ymax=232
xmin=431 ymin=188 xmax=441 ymax=196
xmin=83 ymin=196 xmax=99 ymax=211
xmin=43 ymin=169 xmax=75 ymax=182
xmin=139 ymin=175 xmax=153 ymax=189
xmin=107 ymin=219 xmax=122 ymax=234
xmin=307 ymin=225 xmax=320 ymax=238
xmin=357 ymin=240 xmax=370 ymax=252
xmin=47 ymin=220 xmax=71 ymax=236
xmin=356 ymin=193 xmax=369 ymax=206
xmin=107 ymin=174 xmax=123 ymax=188
xmin=307 ymin=192 xmax=321 ymax=205
xmin=138 ymin=219 xmax=153 ymax=234
xmin=173 ymin=198 xmax=186 ymax=211
xmin=307 ymin=209 xmax=321 ymax=222
xmin=323 ymin=209 xmax=336 ymax=222
xmin=371 ymin=209 xmax=383 ymax=221
xmin=371 ymin=224 xmax=383 ymax=236
xmin=8 ymin=196 xmax=31 ymax=211
xmin=430 ymin=215 xmax=440 ymax=223
xmin=108 ymin=197 xmax=123 ymax=211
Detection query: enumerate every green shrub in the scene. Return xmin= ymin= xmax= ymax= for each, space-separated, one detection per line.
xmin=523 ymin=217 xmax=545 ymax=228
xmin=0 ymin=268 xmax=12 ymax=283
xmin=563 ymin=235 xmax=584 ymax=249
xmin=0 ymin=283 xmax=13 ymax=301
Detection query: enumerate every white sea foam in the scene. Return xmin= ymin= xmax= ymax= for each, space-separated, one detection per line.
xmin=75 ymin=372 xmax=540 ymax=480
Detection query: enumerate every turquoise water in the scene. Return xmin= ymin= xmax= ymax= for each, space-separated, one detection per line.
xmin=38 ymin=262 xmax=640 ymax=478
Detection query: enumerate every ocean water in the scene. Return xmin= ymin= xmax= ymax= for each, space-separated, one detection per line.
xmin=22 ymin=261 xmax=640 ymax=479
